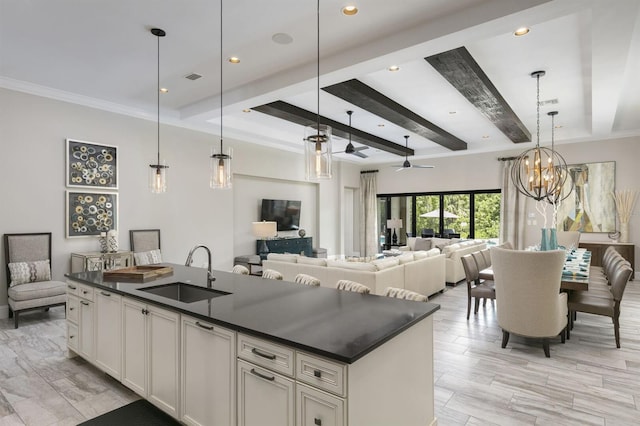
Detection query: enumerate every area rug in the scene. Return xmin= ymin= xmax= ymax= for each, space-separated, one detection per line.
xmin=77 ymin=399 xmax=180 ymax=426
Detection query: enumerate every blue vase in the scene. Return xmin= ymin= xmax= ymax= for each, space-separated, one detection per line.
xmin=549 ymin=228 xmax=558 ymax=250
xmin=540 ymin=228 xmax=549 ymax=251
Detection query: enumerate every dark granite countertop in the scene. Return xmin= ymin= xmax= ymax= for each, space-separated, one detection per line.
xmin=65 ymin=264 xmax=440 ymax=364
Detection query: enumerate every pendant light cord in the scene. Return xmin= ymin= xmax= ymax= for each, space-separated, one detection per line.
xmin=536 ymin=73 xmax=540 ymax=149
xmin=220 ymin=0 xmax=224 ymax=152
xmin=156 ymin=32 xmax=161 ymax=166
xmin=316 ymin=0 xmax=320 ymax=134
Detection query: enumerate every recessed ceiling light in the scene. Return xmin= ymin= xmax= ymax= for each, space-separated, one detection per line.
xmin=341 ymin=5 xmax=358 ymax=16
xmin=242 ymin=109 xmax=251 ymax=113
xmin=482 ymin=135 xmax=490 ymax=139
xmin=554 ymin=125 xmax=563 ymax=129
xmin=513 ymin=27 xmax=530 ymax=36
xmin=272 ymin=33 xmax=293 ymax=45
xmin=228 ymin=57 xmax=240 ymax=64
xmin=160 ymin=87 xmax=169 ymax=93
xmin=388 ymin=65 xmax=400 ymax=72
xmin=377 ymin=124 xmax=385 ymax=127
xmin=449 ymin=111 xmax=457 ymax=115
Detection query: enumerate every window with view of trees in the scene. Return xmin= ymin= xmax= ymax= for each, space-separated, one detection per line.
xmin=378 ymin=190 xmax=500 ymax=250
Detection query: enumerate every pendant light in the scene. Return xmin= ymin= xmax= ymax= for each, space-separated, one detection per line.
xmin=304 ymin=0 xmax=332 ymax=180
xmin=149 ymin=28 xmax=168 ymax=193
xmin=511 ymin=71 xmax=568 ymax=201
xmin=545 ymin=111 xmax=573 ymax=204
xmin=210 ymin=0 xmax=232 ymax=189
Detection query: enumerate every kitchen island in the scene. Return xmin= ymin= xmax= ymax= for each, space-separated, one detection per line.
xmin=66 ymin=264 xmax=439 ymax=426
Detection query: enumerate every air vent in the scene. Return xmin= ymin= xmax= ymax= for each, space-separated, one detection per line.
xmin=184 ymin=73 xmax=202 ymax=81
xmin=539 ymin=98 xmax=558 ymax=106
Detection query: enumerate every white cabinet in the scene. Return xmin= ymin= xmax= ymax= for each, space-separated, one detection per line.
xmin=297 ymin=383 xmax=345 ymax=426
xmin=237 ymin=359 xmax=295 ymax=426
xmin=181 ymin=315 xmax=236 ymax=426
xmin=77 ymin=284 xmax=95 ymax=362
xmin=94 ymin=290 xmax=122 ymax=379
xmin=121 ymin=296 xmax=180 ymax=419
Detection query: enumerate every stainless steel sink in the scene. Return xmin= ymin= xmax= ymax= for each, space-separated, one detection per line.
xmin=140 ymin=282 xmax=231 ymax=303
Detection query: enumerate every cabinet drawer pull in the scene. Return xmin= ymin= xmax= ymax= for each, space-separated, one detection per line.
xmin=69 ymin=335 xmax=75 ymax=339
xmin=82 ymin=290 xmax=88 ymax=295
xmin=314 ymin=418 xmax=322 ymax=426
xmin=81 ymin=301 xmax=89 ymax=306
xmin=250 ymin=368 xmax=275 ymax=381
xmin=141 ymin=308 xmax=149 ymax=315
xmin=196 ymin=321 xmax=213 ymax=331
xmin=251 ymin=347 xmax=276 ymax=360
xmin=100 ymin=291 xmax=111 ymax=297
xmin=69 ymin=307 xmax=75 ymax=311
xmin=68 ymin=285 xmax=77 ymax=290
xmin=313 ymin=369 xmax=322 ymax=378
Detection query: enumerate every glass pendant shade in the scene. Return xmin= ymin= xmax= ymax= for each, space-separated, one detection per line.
xmin=149 ymin=161 xmax=168 ymax=193
xmin=210 ymin=145 xmax=232 ymax=189
xmin=304 ymin=124 xmax=332 ymax=180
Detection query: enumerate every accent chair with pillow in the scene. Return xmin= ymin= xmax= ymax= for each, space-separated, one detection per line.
xmin=130 ymin=229 xmax=162 ymax=265
xmin=4 ymin=232 xmax=67 ymax=328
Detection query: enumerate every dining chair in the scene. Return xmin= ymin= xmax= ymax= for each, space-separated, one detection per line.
xmin=231 ymin=264 xmax=250 ymax=275
xmin=460 ymin=254 xmax=495 ymax=320
xmin=261 ymin=269 xmax=283 ymax=280
xmin=383 ymin=286 xmax=428 ymax=302
xmin=421 ymin=228 xmax=435 ymax=238
xmin=556 ymin=231 xmax=581 ymax=249
xmin=336 ymin=280 xmax=371 ymax=294
xmin=130 ymin=229 xmax=162 ymax=265
xmin=294 ymin=273 xmax=321 ymax=286
xmin=567 ymin=263 xmax=633 ymax=347
xmin=491 ymin=247 xmax=567 ymax=357
xmin=4 ymin=232 xmax=67 ymax=328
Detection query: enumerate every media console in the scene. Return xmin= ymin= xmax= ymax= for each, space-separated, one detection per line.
xmin=256 ymin=236 xmax=312 ymax=257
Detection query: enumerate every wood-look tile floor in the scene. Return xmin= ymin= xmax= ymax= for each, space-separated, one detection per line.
xmin=0 ymin=279 xmax=639 ymax=425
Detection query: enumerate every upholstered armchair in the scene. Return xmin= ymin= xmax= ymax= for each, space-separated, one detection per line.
xmin=129 ymin=229 xmax=162 ymax=265
xmin=4 ymin=232 xmax=66 ymax=328
xmin=490 ymin=247 xmax=567 ymax=357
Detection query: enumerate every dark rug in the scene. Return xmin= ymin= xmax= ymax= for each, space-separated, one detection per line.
xmin=77 ymin=399 xmax=180 ymax=426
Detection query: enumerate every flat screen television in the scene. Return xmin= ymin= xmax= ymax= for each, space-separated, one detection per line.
xmin=261 ymin=199 xmax=301 ymax=231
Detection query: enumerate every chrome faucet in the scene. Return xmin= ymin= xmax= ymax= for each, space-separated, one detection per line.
xmin=185 ymin=244 xmax=216 ymax=288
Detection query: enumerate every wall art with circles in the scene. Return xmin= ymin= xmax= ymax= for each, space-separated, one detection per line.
xmin=66 ymin=138 xmax=118 ymax=189
xmin=66 ymin=191 xmax=118 ymax=238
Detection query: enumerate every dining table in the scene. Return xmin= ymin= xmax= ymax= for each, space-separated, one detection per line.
xmin=479 ymin=248 xmax=591 ymax=292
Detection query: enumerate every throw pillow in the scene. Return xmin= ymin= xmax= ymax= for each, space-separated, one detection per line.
xmin=397 ymin=253 xmax=415 ymax=264
xmin=297 ymin=256 xmax=327 ymax=267
xmin=443 ymin=244 xmax=461 ymax=257
xmin=327 ymin=260 xmax=377 ymax=272
xmin=266 ymin=253 xmax=299 ymax=263
xmin=406 ymin=237 xmax=417 ymax=250
xmin=414 ymin=238 xmax=432 ymax=251
xmin=8 ymin=260 xmax=51 ymax=286
xmin=134 ymin=249 xmax=163 ymax=265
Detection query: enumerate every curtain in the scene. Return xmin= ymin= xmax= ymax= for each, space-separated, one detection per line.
xmin=499 ymin=159 xmax=527 ymax=249
xmin=360 ymin=172 xmax=378 ymax=257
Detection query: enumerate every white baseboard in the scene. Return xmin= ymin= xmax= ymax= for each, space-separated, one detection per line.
xmin=0 ymin=304 xmax=8 ymax=319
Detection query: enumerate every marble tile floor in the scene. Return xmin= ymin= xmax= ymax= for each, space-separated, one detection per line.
xmin=0 ymin=279 xmax=639 ymax=425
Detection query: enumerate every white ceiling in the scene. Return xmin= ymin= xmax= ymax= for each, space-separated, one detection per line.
xmin=1 ymin=0 xmax=639 ymax=166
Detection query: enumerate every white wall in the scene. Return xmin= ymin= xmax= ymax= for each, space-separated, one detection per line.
xmin=0 ymin=88 xmax=361 ymax=310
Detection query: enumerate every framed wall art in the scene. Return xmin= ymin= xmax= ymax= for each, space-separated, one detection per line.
xmin=66 ymin=138 xmax=118 ymax=189
xmin=66 ymin=191 xmax=118 ymax=238
xmin=556 ymin=161 xmax=616 ymax=233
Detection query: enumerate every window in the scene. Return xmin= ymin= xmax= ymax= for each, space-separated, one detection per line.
xmin=378 ymin=190 xmax=500 ymax=249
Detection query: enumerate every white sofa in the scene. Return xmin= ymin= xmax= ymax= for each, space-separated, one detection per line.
xmin=400 ymin=237 xmax=487 ymax=284
xmin=262 ymin=249 xmax=446 ymax=297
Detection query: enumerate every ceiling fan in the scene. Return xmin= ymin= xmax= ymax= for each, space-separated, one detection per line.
xmin=391 ymin=135 xmax=434 ymax=171
xmin=332 ymin=110 xmax=369 ymax=158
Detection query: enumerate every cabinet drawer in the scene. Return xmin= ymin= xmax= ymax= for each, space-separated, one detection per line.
xmin=296 ymin=383 xmax=345 ymax=426
xmin=67 ymin=295 xmax=79 ymax=324
xmin=238 ymin=334 xmax=295 ymax=377
xmin=67 ymin=322 xmax=79 ymax=351
xmin=296 ymin=352 xmax=346 ymax=397
xmin=66 ymin=280 xmax=80 ymax=296
xmin=77 ymin=283 xmax=94 ymax=301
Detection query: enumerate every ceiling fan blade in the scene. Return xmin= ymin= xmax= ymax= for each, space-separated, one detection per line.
xmin=353 ymin=146 xmax=369 ymax=152
xmin=353 ymin=151 xmax=368 ymax=158
xmin=412 ymin=165 xmax=435 ymax=169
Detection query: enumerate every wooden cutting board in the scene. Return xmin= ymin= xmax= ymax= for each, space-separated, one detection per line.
xmin=103 ymin=265 xmax=174 ymax=282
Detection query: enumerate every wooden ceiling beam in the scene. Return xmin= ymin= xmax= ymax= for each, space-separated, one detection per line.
xmin=425 ymin=46 xmax=530 ymax=143
xmin=322 ymin=79 xmax=467 ymax=151
xmin=251 ymin=101 xmax=413 ymax=157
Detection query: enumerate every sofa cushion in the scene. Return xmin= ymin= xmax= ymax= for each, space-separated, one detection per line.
xmin=134 ymin=249 xmax=163 ymax=265
xmin=414 ymin=238 xmax=432 ymax=251
xmin=327 ymin=260 xmax=376 ymax=272
xmin=406 ymin=237 xmax=417 ymax=251
xmin=431 ymin=237 xmax=452 ymax=252
xmin=397 ymin=253 xmax=415 ymax=264
xmin=8 ymin=260 xmax=51 ymax=286
xmin=266 ymin=253 xmax=298 ymax=263
xmin=371 ymin=257 xmax=400 ymax=271
xmin=443 ymin=243 xmax=461 ymax=257
xmin=298 ymin=256 xmax=327 ymax=267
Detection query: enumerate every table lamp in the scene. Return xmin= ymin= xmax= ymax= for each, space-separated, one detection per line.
xmin=386 ymin=219 xmax=403 ymax=245
xmin=253 ymin=221 xmax=277 ymax=259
